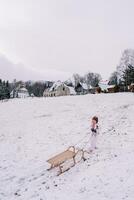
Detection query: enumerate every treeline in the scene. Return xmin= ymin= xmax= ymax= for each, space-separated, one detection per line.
xmin=25 ymin=81 xmax=53 ymax=97
xmin=122 ymin=65 xmax=134 ymax=86
xmin=0 ymin=79 xmax=52 ymax=99
xmin=10 ymin=80 xmax=53 ymax=97
xmin=0 ymin=71 xmax=102 ymax=100
xmin=109 ymin=64 xmax=134 ymax=90
xmin=109 ymin=65 xmax=134 ymax=92
xmin=65 ymin=72 xmax=102 ymax=88
xmin=0 ymin=65 xmax=134 ymax=100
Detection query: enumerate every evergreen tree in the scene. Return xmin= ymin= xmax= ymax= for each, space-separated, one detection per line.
xmin=6 ymin=81 xmax=9 ymax=88
xmin=122 ymin=65 xmax=134 ymax=86
xmin=0 ymin=79 xmax=10 ymax=100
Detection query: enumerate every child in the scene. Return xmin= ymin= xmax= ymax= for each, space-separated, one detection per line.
xmin=89 ymin=116 xmax=99 ymax=152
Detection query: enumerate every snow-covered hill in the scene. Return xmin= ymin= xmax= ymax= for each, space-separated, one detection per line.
xmin=117 ymin=49 xmax=134 ymax=82
xmin=0 ymin=93 xmax=134 ymax=200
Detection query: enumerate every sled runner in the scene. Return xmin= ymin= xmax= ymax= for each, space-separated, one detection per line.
xmin=47 ymin=146 xmax=86 ymax=175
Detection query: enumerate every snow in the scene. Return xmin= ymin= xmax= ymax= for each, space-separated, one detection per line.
xmin=68 ymin=86 xmax=76 ymax=95
xmin=80 ymin=82 xmax=88 ymax=90
xmin=49 ymin=81 xmax=62 ymax=91
xmin=99 ymin=82 xmax=115 ymax=91
xmin=19 ymin=87 xmax=28 ymax=92
xmin=0 ymin=93 xmax=134 ymax=200
xmin=107 ymin=85 xmax=115 ymax=88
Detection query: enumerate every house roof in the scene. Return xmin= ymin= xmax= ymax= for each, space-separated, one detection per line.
xmin=10 ymin=87 xmax=28 ymax=94
xmin=44 ymin=81 xmax=76 ymax=95
xmin=68 ymin=86 xmax=76 ymax=95
xmin=99 ymin=83 xmax=115 ymax=91
xmin=80 ymin=82 xmax=88 ymax=90
xmin=49 ymin=81 xmax=68 ymax=92
xmin=107 ymin=85 xmax=116 ymax=89
xmin=49 ymin=81 xmax=62 ymax=91
xmin=18 ymin=87 xmax=28 ymax=92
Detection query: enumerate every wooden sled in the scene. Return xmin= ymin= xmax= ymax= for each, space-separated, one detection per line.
xmin=47 ymin=146 xmax=86 ymax=175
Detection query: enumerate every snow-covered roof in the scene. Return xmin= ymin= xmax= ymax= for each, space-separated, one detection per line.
xmin=107 ymin=85 xmax=116 ymax=89
xmin=68 ymin=86 xmax=76 ymax=95
xmin=99 ymin=83 xmax=115 ymax=91
xmin=80 ymin=82 xmax=88 ymax=90
xmin=88 ymin=85 xmax=93 ymax=89
xmin=18 ymin=87 xmax=28 ymax=92
xmin=99 ymin=84 xmax=108 ymax=91
xmin=49 ymin=81 xmax=63 ymax=91
xmin=10 ymin=87 xmax=28 ymax=95
xmin=49 ymin=81 xmax=69 ymax=92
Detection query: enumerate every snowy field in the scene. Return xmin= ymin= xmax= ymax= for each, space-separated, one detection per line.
xmin=0 ymin=93 xmax=134 ymax=200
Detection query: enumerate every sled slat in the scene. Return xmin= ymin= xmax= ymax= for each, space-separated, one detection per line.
xmin=47 ymin=150 xmax=75 ymax=167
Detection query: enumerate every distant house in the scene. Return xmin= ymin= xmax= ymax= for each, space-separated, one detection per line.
xmin=43 ymin=81 xmax=75 ymax=97
xmin=75 ymin=82 xmax=89 ymax=95
xmin=10 ymin=86 xmax=29 ymax=98
xmin=99 ymin=81 xmax=117 ymax=93
xmin=88 ymin=85 xmax=96 ymax=94
xmin=128 ymin=83 xmax=134 ymax=92
xmin=107 ymin=85 xmax=118 ymax=93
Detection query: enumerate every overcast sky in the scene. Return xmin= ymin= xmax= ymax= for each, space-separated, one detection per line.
xmin=0 ymin=0 xmax=134 ymax=81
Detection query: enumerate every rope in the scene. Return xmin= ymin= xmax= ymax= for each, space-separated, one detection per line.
xmin=73 ymin=133 xmax=90 ymax=148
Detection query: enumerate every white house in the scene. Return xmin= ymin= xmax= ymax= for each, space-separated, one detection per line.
xmin=99 ymin=81 xmax=116 ymax=93
xmin=10 ymin=86 xmax=29 ymax=98
xmin=17 ymin=87 xmax=29 ymax=98
xmin=43 ymin=81 xmax=76 ymax=97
